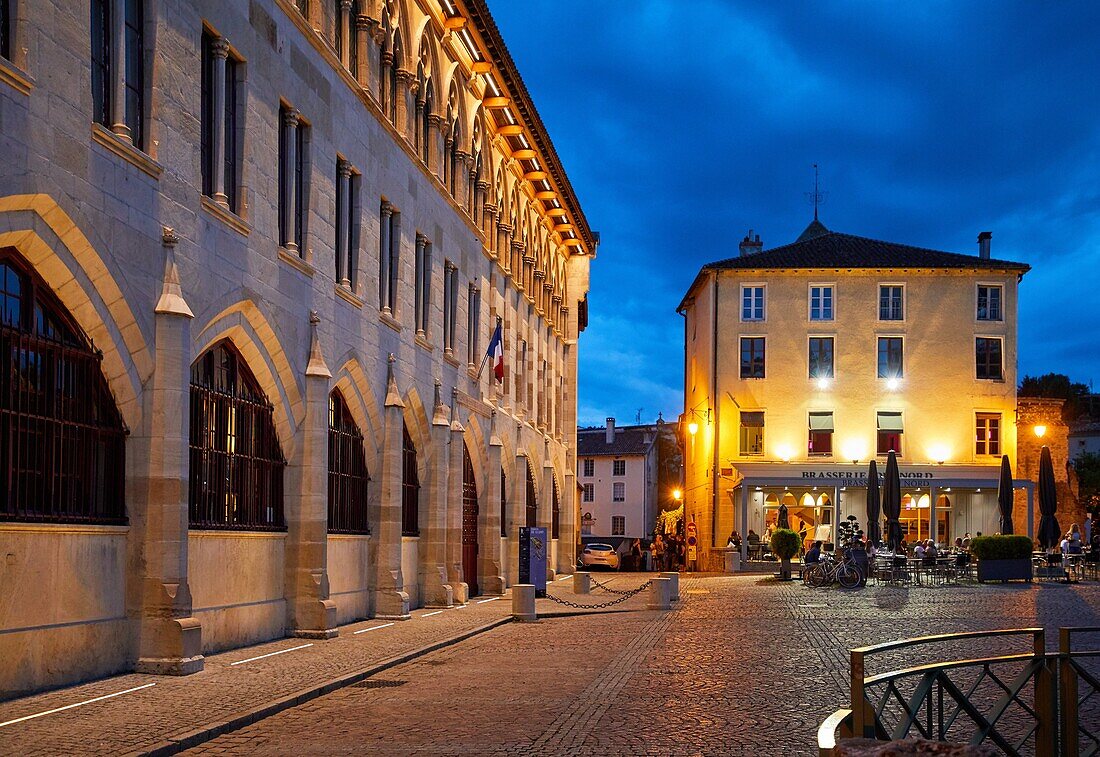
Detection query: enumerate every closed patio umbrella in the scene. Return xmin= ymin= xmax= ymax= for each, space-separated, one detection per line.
xmin=777 ymin=502 xmax=790 ymax=530
xmin=866 ymin=459 xmax=882 ymax=545
xmin=997 ymin=454 xmax=1014 ymax=535
xmin=1037 ymin=445 xmax=1061 ymax=550
xmin=882 ymin=450 xmax=903 ymax=551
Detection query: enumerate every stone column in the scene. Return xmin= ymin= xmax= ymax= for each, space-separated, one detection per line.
xmin=507 ymin=447 xmax=527 ymax=586
xmin=136 ymin=228 xmax=203 ymax=675
xmin=356 ymin=15 xmax=372 ymax=87
xmin=481 ymin=411 xmax=506 ymax=594
xmin=559 ymin=468 xmax=576 ymax=574
xmin=210 ymin=37 xmax=230 ymax=207
xmin=338 ymin=0 xmax=353 ymax=69
xmin=335 ymin=158 xmax=352 ymax=286
xmin=110 ymin=0 xmax=129 ymax=141
xmin=454 ymin=150 xmax=471 ymax=207
xmin=496 ymin=223 xmax=511 ymax=271
xmin=513 ymin=243 xmax=526 ymax=290
xmin=281 ymin=108 xmax=300 ymax=254
xmin=429 ymin=113 xmax=445 ymax=177
xmin=446 ymin=389 xmax=468 ymax=604
xmin=478 ymin=187 xmax=492 ymax=237
xmin=373 ymin=355 xmax=411 ymax=618
xmin=396 ymin=70 xmax=415 ymax=141
xmin=420 ymin=382 xmax=454 ymax=607
xmin=542 ymin=449 xmax=557 ymax=581
xmin=379 ymin=200 xmax=393 ymax=313
xmin=285 ymin=312 xmax=338 ymax=638
xmin=365 ymin=18 xmax=383 ymax=93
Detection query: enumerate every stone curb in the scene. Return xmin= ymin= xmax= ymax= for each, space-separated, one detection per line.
xmin=130 ymin=616 xmax=513 ymax=757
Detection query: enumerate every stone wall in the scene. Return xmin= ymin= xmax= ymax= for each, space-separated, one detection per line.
xmin=1015 ymin=397 xmax=1086 ymax=538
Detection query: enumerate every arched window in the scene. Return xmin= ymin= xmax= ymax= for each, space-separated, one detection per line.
xmin=525 ymin=461 xmax=537 ymax=528
xmin=416 ymin=38 xmax=433 ymax=166
xmin=334 ymin=0 xmax=360 ymax=75
xmin=499 ymin=466 xmax=506 ymax=537
xmin=0 ymin=252 xmax=126 ymax=524
xmin=189 ymin=341 xmax=285 ymax=530
xmin=551 ymin=476 xmax=560 ymax=539
xmin=401 ymin=421 xmax=419 ymax=535
xmin=380 ymin=5 xmax=399 ymax=124
xmin=328 ymin=390 xmax=369 ymax=533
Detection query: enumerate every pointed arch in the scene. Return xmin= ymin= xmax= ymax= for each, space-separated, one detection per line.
xmin=330 ymin=350 xmax=384 ymax=469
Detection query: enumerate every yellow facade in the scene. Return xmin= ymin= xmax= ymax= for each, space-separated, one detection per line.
xmin=679 ymin=225 xmax=1030 ymax=567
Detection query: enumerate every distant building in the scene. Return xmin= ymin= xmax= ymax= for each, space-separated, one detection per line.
xmin=577 ymin=418 xmax=665 ymax=544
xmin=1070 ymin=420 xmax=1100 ymax=458
xmin=678 ymin=220 xmax=1035 ymax=569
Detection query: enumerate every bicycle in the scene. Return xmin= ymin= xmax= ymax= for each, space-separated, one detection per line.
xmin=804 ymin=552 xmax=862 ymax=589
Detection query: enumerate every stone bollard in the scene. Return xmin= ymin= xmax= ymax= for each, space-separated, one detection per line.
xmin=647 ymin=577 xmax=671 ymax=610
xmin=660 ymin=571 xmax=680 ymax=602
xmin=512 ymin=584 xmax=537 ymax=622
xmin=573 ymin=572 xmax=591 ymax=595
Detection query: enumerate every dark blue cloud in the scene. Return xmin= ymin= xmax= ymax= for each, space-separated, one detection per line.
xmin=489 ymin=0 xmax=1100 ymax=425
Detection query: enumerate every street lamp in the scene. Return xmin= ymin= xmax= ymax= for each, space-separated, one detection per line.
xmin=1034 ymin=425 xmax=1047 ymax=438
xmin=672 ymin=488 xmax=682 ymax=502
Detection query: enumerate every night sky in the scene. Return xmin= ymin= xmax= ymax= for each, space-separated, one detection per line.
xmin=488 ymin=1 xmax=1100 ymax=426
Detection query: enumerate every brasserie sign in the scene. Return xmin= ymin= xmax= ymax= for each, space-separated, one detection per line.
xmin=800 ymin=470 xmax=936 ymax=480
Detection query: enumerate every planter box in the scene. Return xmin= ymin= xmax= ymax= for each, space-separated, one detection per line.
xmin=976 ymin=558 xmax=1032 ymax=583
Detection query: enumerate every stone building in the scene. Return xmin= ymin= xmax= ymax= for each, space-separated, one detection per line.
xmin=678 ymin=221 xmax=1032 ymax=568
xmin=1016 ymin=397 xmax=1086 ymax=532
xmin=0 ymin=0 xmax=595 ymax=697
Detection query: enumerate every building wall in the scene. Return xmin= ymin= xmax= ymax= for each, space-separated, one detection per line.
xmin=0 ymin=0 xmax=592 ymax=697
xmin=578 ymin=453 xmax=650 ymax=539
xmin=682 ymin=266 xmax=1022 ymax=561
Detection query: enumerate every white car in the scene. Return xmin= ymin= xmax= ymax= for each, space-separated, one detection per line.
xmin=581 ymin=543 xmax=620 ymax=570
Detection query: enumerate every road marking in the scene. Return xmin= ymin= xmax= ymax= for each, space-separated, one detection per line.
xmin=0 ymin=683 xmax=157 ymax=728
xmin=557 ymin=574 xmax=572 ymax=581
xmin=798 ymin=604 xmax=827 ymax=608
xmin=422 ymin=610 xmax=444 ymax=617
xmin=477 ymin=597 xmax=500 ymax=604
xmin=353 ymin=623 xmax=394 ymax=635
xmin=230 ymin=643 xmax=313 ymax=665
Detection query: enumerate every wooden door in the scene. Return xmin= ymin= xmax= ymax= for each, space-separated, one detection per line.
xmin=462 ymin=444 xmax=479 ymax=596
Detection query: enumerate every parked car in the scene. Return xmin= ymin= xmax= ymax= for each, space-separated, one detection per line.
xmin=581 ymin=543 xmax=620 ymax=570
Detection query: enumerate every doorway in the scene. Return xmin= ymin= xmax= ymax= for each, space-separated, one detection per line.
xmin=462 ymin=444 xmax=479 ymax=596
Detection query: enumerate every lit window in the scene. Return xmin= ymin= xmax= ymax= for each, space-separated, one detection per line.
xmin=809 ymin=337 xmax=834 ymax=379
xmin=613 ymin=459 xmax=626 ymax=476
xmin=740 ymin=337 xmax=765 ymax=379
xmin=877 ymin=337 xmax=903 ymax=379
xmin=879 ymin=285 xmax=904 ymax=320
xmin=611 ymin=515 xmax=625 ymax=536
xmin=975 ymin=413 xmax=1001 ymax=456
xmin=613 ymin=482 xmax=625 ymax=502
xmin=976 ymin=338 xmax=1003 ymax=380
xmin=740 ymin=411 xmax=764 ymax=456
xmin=810 ymin=285 xmax=833 ymax=321
xmin=977 ymin=285 xmax=1003 ymax=321
xmin=741 ymin=286 xmax=765 ymax=321
xmin=876 ymin=411 xmax=903 ymax=455
xmin=808 ymin=412 xmax=834 ymax=457
xmin=583 ymin=459 xmax=594 ymax=477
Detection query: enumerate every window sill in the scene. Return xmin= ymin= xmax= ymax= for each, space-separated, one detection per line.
xmin=379 ymin=311 xmax=402 ymax=333
xmin=189 ymin=528 xmax=288 ymax=538
xmin=335 ymin=284 xmax=364 ymax=309
xmin=91 ymin=123 xmax=162 ymax=179
xmin=0 ymin=522 xmax=129 ymax=535
xmin=415 ymin=334 xmax=434 ymax=352
xmin=279 ymin=246 xmax=315 ymax=277
xmin=201 ymin=195 xmax=251 ymax=237
xmin=0 ymin=56 xmax=33 ymax=96
xmin=328 ymin=530 xmax=371 ymax=538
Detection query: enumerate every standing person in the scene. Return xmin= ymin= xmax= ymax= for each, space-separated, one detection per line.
xmin=1085 ymin=513 xmax=1093 ymax=545
xmin=629 ymin=538 xmax=643 ymax=572
xmin=652 ymin=534 xmax=664 ymax=573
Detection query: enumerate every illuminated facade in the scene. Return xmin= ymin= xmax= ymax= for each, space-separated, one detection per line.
xmin=0 ymin=0 xmax=594 ymax=696
xmin=678 ymin=221 xmax=1031 ymax=568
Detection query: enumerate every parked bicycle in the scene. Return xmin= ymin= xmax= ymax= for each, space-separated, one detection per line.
xmin=804 ymin=551 xmax=862 ymax=589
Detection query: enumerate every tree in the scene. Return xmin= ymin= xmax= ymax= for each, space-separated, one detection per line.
xmin=1074 ymin=451 xmax=1100 ymax=514
xmin=1018 ymin=373 xmax=1091 ymax=421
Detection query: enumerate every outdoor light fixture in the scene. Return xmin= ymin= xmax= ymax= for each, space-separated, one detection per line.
xmin=672 ymin=488 xmax=683 ymax=501
xmin=816 ymin=377 xmax=831 ymax=391
xmin=687 ymin=421 xmax=699 ymax=436
xmin=684 ymin=401 xmax=711 ymax=437
xmin=1034 ymin=425 xmax=1047 ymax=438
xmin=886 ymin=377 xmax=901 ymax=391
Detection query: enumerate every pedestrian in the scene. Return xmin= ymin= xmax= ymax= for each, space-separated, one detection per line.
xmin=652 ymin=534 xmax=664 ymax=572
xmin=1085 ymin=513 xmax=1093 ymax=545
xmin=629 ymin=538 xmax=643 ymax=572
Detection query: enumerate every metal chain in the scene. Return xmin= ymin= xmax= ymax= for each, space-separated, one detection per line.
xmin=543 ymin=580 xmax=653 ymax=610
xmin=589 ymin=576 xmax=646 ymax=595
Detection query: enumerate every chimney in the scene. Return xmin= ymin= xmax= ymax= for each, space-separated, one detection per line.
xmin=978 ymin=231 xmax=991 ymax=259
xmin=739 ymin=230 xmax=763 ymax=257
xmin=605 ymin=417 xmax=615 ymax=445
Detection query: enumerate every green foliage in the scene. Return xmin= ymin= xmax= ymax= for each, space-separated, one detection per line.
xmin=770 ymin=528 xmax=801 ymax=560
xmin=969 ymin=535 xmax=1033 ymax=561
xmin=1074 ymin=452 xmax=1100 ymax=508
xmin=1018 ymin=373 xmax=1090 ymax=421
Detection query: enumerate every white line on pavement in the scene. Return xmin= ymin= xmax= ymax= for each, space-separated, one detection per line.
xmin=230 ymin=643 xmax=313 ymax=666
xmin=422 ymin=610 xmax=444 ymax=617
xmin=353 ymin=623 xmax=394 ymax=635
xmin=0 ymin=683 xmax=157 ymax=728
xmin=476 ymin=597 xmax=500 ymax=604
xmin=557 ymin=574 xmax=572 ymax=581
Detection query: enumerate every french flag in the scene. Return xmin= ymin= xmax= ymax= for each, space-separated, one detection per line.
xmin=486 ymin=322 xmax=504 ymax=382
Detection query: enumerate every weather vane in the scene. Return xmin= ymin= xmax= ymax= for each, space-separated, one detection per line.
xmin=805 ymin=163 xmax=827 ymax=220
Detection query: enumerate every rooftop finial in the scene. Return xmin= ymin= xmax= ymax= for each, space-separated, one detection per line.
xmin=806 ymin=163 xmax=827 ymax=221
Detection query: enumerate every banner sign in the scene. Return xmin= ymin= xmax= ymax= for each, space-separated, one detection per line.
xmin=519 ymin=526 xmax=548 ymax=597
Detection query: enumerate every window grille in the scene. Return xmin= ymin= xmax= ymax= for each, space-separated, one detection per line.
xmin=402 ymin=422 xmax=419 ymax=535
xmin=328 ymin=391 xmax=369 ymax=533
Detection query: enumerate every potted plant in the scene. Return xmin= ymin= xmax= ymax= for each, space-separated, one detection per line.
xmin=970 ymin=535 xmax=1034 ymax=582
xmin=770 ymin=528 xmax=801 ymax=580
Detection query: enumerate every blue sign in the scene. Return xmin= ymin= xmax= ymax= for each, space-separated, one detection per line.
xmin=519 ymin=526 xmax=548 ymax=597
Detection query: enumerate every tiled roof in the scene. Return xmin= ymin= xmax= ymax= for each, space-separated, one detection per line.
xmin=705 ymin=222 xmax=1030 ymax=273
xmin=577 ymin=425 xmax=657 ymax=456
xmin=1070 ymin=420 xmax=1100 ymax=435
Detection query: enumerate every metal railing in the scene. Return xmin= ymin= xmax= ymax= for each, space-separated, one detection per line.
xmin=820 ymin=626 xmax=1100 ymax=757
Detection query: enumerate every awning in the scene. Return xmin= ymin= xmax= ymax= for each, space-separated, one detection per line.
xmin=741 ymin=411 xmax=764 ymax=427
xmin=877 ymin=411 xmax=903 ymax=431
xmin=808 ymin=412 xmax=834 ymax=431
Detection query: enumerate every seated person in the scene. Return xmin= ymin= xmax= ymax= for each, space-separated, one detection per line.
xmin=804 ymin=540 xmax=823 ymax=565
xmin=914 ymin=542 xmax=927 ymax=560
xmin=954 ymin=537 xmax=965 ymax=552
xmin=924 ymin=540 xmax=938 ymax=564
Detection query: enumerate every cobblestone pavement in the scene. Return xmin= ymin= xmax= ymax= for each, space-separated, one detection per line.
xmin=0 ymin=574 xmax=656 ymax=756
xmin=182 ymin=575 xmax=1100 ymax=756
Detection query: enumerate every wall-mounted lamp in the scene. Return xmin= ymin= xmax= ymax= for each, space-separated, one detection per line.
xmin=886 ymin=377 xmax=901 ymax=391
xmin=672 ymin=488 xmax=682 ymax=502
xmin=1034 ymin=425 xmax=1047 ymax=438
xmin=685 ymin=401 xmax=711 ymax=436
